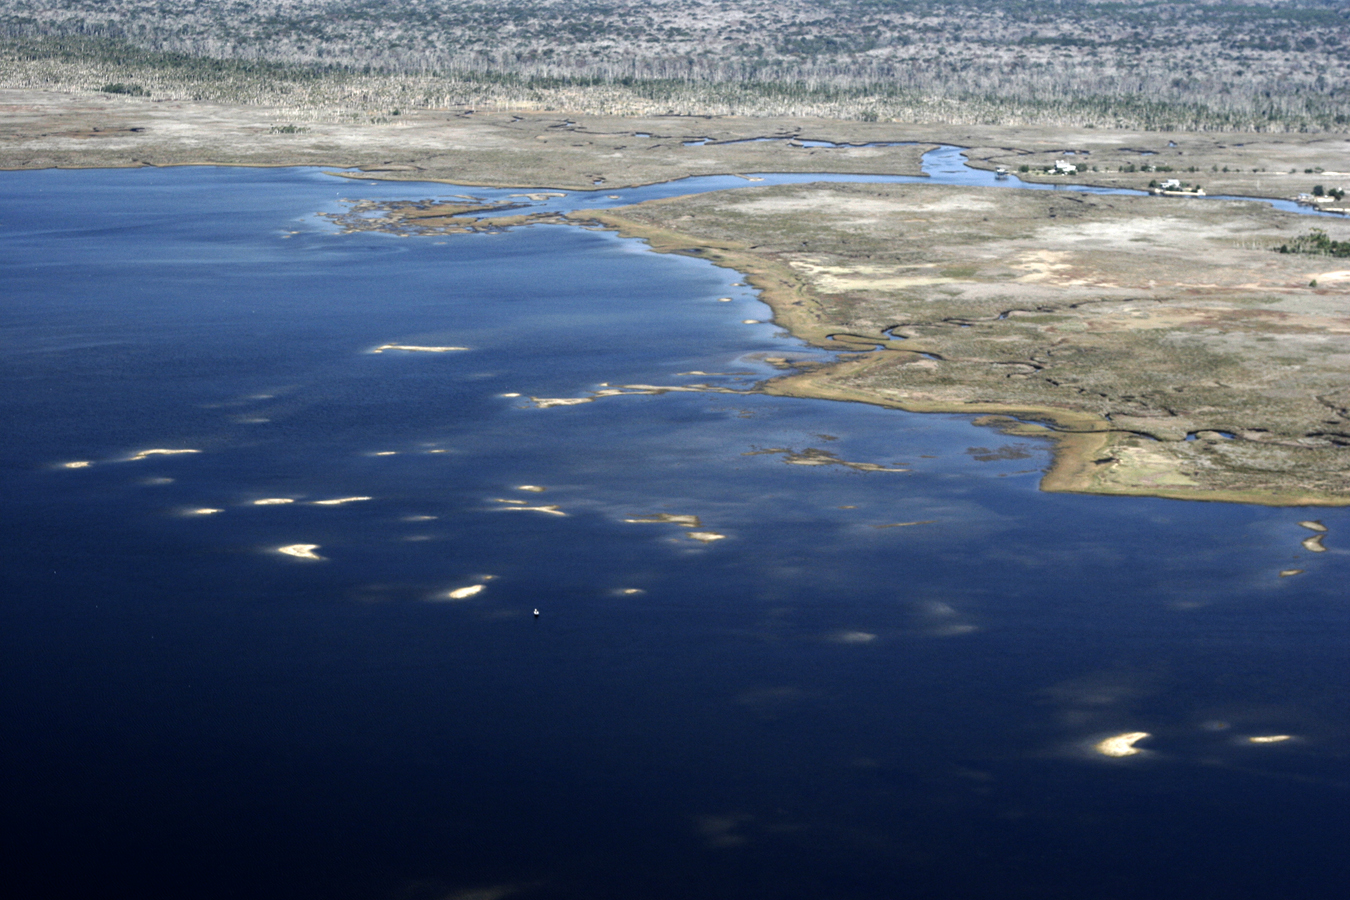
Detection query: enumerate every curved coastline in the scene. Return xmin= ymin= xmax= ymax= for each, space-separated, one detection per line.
xmin=7 ymin=90 xmax=1349 ymax=505
xmin=577 ymin=208 xmax=1350 ymax=508
xmin=200 ymin=152 xmax=1350 ymax=508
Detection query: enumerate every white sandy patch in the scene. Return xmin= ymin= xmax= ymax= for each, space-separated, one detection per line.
xmin=277 ymin=544 xmax=323 ymax=560
xmin=1093 ymin=731 xmax=1150 ymax=757
xmin=253 ymin=498 xmax=295 ymax=506
xmin=686 ymin=531 xmax=726 ymax=543
xmin=1312 ymin=270 xmax=1350 ymax=283
xmin=310 ymin=496 xmax=372 ymax=506
xmin=531 ymin=397 xmax=593 ymax=407
xmin=494 ymin=499 xmax=566 ymax=516
xmin=907 ymin=194 xmax=1001 ymax=213
xmin=626 ymin=513 xmax=701 ymax=527
xmin=370 ymin=343 xmax=469 ymax=353
xmin=729 ymin=192 xmax=996 ymax=220
xmin=61 ymin=460 xmax=92 ymax=469
xmin=530 ymin=384 xmax=743 ymax=409
xmin=1248 ymin=734 xmax=1293 ymax=744
xmin=444 ymin=584 xmax=485 ymax=600
xmin=1034 ymin=218 xmax=1189 ymax=247
xmin=127 ymin=448 xmax=200 ymax=461
xmin=1013 ymin=250 xmax=1074 ymax=283
xmin=789 ymin=259 xmax=958 ymax=292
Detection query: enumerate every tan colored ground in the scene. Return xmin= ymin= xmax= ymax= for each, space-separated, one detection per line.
xmin=0 ymin=89 xmax=928 ymax=186
xmin=588 ymin=183 xmax=1350 ymax=504
xmin=6 ymin=89 xmax=1350 ymax=503
xmin=6 ymin=89 xmax=1349 ymax=199
xmin=959 ymin=130 xmax=1350 ymax=201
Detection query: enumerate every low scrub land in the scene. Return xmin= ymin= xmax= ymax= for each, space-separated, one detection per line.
xmin=3 ymin=1 xmax=1350 ymax=130
xmin=1279 ymin=227 xmax=1350 ymax=256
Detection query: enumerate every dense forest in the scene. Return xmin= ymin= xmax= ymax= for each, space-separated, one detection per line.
xmin=2 ymin=1 xmax=1349 ymax=129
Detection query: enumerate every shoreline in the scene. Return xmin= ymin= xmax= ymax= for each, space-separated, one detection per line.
xmin=6 ymin=89 xmax=1350 ymax=506
xmin=577 ymin=209 xmax=1350 ymax=508
xmin=5 ymin=88 xmax=1343 ymax=199
xmin=0 ymin=145 xmax=1308 ymax=209
xmin=0 ymin=153 xmax=1310 ymax=211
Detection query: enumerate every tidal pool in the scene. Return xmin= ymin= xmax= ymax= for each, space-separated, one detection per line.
xmin=1 ymin=165 xmax=1347 ymax=900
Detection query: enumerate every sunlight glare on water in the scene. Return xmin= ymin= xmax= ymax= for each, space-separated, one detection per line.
xmin=0 ymin=161 xmax=1347 ymax=900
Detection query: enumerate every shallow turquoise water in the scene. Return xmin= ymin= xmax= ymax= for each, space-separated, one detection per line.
xmin=1 ymin=164 xmax=1347 ymax=900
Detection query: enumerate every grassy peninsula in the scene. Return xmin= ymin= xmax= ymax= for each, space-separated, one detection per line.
xmin=586 ymin=178 xmax=1350 ymax=505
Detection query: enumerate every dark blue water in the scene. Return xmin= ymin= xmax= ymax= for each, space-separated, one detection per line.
xmin=2 ymin=164 xmax=1348 ymax=900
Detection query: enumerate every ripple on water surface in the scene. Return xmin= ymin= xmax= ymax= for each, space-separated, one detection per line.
xmin=2 ymin=161 xmax=1348 ymax=900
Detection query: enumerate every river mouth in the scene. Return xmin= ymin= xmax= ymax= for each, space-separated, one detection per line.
xmin=2 ymin=163 xmax=1348 ymax=900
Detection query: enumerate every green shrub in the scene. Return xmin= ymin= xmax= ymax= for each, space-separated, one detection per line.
xmin=1277 ymin=229 xmax=1350 ymax=257
xmin=99 ymin=83 xmax=148 ymax=96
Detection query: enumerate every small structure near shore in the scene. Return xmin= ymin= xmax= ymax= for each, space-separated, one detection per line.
xmin=1151 ymin=177 xmax=1205 ymax=196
